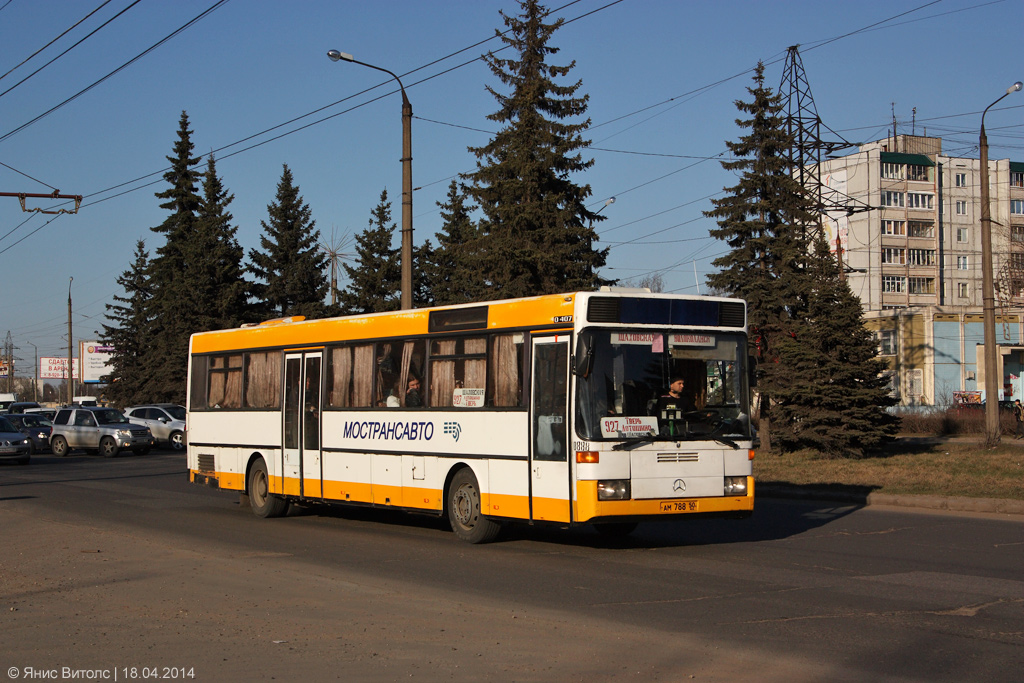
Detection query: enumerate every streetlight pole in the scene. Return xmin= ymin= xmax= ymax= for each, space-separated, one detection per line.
xmin=327 ymin=50 xmax=414 ymax=310
xmin=980 ymin=80 xmax=1023 ymax=447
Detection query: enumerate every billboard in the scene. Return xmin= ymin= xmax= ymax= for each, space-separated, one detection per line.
xmin=80 ymin=341 xmax=114 ymax=383
xmin=40 ymin=357 xmax=80 ymax=380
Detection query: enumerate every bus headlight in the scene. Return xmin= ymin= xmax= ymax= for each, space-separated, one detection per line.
xmin=597 ymin=480 xmax=630 ymax=501
xmin=724 ymin=476 xmax=747 ymax=495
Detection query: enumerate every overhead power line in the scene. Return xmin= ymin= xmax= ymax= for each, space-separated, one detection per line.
xmin=0 ymin=0 xmax=116 ymax=86
xmin=0 ymin=0 xmax=229 ymax=143
xmin=0 ymin=0 xmax=139 ymax=99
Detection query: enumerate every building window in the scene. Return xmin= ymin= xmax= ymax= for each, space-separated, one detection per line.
xmin=907 ymin=248 xmax=936 ymax=266
xmin=877 ymin=329 xmax=897 ymax=356
xmin=955 ymin=172 xmax=967 ymax=187
xmin=908 ymin=369 xmax=923 ymax=401
xmin=958 ymin=282 xmax=969 ymax=298
xmin=907 ymin=164 xmax=929 ymax=182
xmin=908 ymin=221 xmax=934 ymax=238
xmin=955 ymin=200 xmax=968 ymax=215
xmin=907 ymin=192 xmax=934 ymax=210
xmin=1011 ymin=199 xmax=1024 ymax=215
xmin=1012 ymin=253 xmax=1024 ymax=269
xmin=882 ymin=248 xmax=906 ymax=265
xmin=1011 ymin=171 xmax=1024 ymax=188
xmin=882 ymin=275 xmax=906 ymax=293
xmin=956 ymin=227 xmax=969 ymax=242
xmin=881 ymin=219 xmax=906 ymax=236
xmin=956 ymin=256 xmax=969 ymax=270
xmin=882 ymin=191 xmax=904 ymax=207
xmin=881 ymin=162 xmax=904 ymax=180
xmin=1012 ymin=226 xmax=1024 ymax=243
xmin=908 ymin=277 xmax=935 ymax=294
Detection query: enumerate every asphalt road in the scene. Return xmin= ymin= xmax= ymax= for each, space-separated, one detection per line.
xmin=1 ymin=450 xmax=1021 ymax=682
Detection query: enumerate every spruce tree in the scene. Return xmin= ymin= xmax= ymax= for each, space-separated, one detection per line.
xmin=413 ymin=239 xmax=436 ymax=309
xmin=429 ymin=180 xmax=485 ymax=305
xmin=771 ymin=235 xmax=899 ymax=456
xmin=704 ymin=64 xmax=814 ymax=452
xmin=145 ymin=111 xmax=203 ymax=404
xmin=339 ymin=189 xmax=401 ymax=314
xmin=465 ymin=0 xmax=608 ymax=298
xmin=191 ymin=155 xmax=251 ymax=330
xmin=101 ymin=240 xmax=152 ymax=407
xmin=248 ymin=164 xmax=329 ymax=319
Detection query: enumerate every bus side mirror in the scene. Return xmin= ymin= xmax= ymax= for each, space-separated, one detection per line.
xmin=748 ymin=355 xmax=758 ymax=388
xmin=574 ymin=333 xmax=595 ymax=378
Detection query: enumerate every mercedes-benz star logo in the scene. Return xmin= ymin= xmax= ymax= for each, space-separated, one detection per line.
xmin=672 ymin=479 xmax=685 ymax=492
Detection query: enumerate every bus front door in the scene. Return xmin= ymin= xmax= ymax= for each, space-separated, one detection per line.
xmin=283 ymin=351 xmax=323 ymax=499
xmin=529 ymin=336 xmax=571 ymax=523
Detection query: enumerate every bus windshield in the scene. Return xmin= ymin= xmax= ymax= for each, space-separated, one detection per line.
xmin=575 ymin=329 xmax=751 ymax=441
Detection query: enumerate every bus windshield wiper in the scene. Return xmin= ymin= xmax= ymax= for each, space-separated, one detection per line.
xmin=612 ymin=435 xmax=658 ymax=451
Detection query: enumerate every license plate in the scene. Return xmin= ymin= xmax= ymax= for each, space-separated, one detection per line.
xmin=0 ymin=448 xmax=16 ymax=454
xmin=660 ymin=500 xmax=699 ymax=513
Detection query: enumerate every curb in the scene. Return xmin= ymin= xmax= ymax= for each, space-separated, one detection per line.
xmin=759 ymin=485 xmax=1024 ymax=517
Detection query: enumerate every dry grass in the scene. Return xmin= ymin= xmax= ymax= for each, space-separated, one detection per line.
xmin=754 ymin=440 xmax=1024 ymax=500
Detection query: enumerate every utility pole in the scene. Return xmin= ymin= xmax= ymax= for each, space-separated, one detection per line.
xmin=28 ymin=342 xmax=38 ymax=402
xmin=68 ymin=277 xmax=74 ymax=405
xmin=3 ymin=331 xmax=12 ymax=393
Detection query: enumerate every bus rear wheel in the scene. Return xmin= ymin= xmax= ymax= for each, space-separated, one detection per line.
xmin=447 ymin=468 xmax=500 ymax=544
xmin=248 ymin=458 xmax=288 ymax=518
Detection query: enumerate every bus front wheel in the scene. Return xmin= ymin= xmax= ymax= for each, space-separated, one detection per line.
xmin=447 ymin=468 xmax=501 ymax=544
xmin=248 ymin=458 xmax=288 ymax=518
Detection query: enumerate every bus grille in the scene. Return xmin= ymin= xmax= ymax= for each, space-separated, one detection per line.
xmin=657 ymin=453 xmax=699 ymax=463
xmin=197 ymin=454 xmax=215 ymax=472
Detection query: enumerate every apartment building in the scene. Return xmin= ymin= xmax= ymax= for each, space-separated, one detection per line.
xmin=816 ymin=134 xmax=1024 ymax=405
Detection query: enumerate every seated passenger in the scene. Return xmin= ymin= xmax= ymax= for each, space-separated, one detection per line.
xmin=405 ymin=377 xmax=423 ymax=408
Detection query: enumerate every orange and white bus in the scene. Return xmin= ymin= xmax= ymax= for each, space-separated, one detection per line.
xmin=186 ymin=289 xmax=755 ymax=542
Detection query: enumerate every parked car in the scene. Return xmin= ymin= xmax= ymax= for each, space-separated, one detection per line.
xmin=50 ymin=406 xmax=154 ymax=457
xmin=125 ymin=404 xmax=186 ymax=451
xmin=5 ymin=413 xmax=51 ymax=454
xmin=5 ymin=401 xmax=41 ymax=414
xmin=24 ymin=407 xmax=56 ymax=421
xmin=0 ymin=415 xmax=32 ymax=465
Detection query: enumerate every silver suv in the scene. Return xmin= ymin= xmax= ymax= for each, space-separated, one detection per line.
xmin=50 ymin=406 xmax=155 ymax=457
xmin=125 ymin=404 xmax=186 ymax=451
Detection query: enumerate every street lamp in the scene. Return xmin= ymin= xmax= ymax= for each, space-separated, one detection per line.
xmin=327 ymin=49 xmax=414 ymax=310
xmin=980 ymin=80 xmax=1022 ymax=446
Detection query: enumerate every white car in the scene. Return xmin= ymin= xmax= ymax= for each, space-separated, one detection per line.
xmin=125 ymin=404 xmax=187 ymax=451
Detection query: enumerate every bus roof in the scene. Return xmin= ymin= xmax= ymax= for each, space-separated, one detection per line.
xmin=189 ymin=291 xmax=744 ymax=355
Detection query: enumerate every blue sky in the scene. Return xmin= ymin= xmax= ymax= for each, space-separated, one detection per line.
xmin=0 ymin=0 xmax=1021 ymax=374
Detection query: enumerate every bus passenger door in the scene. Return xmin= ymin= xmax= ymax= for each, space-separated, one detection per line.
xmin=283 ymin=351 xmax=323 ymax=499
xmin=529 ymin=336 xmax=571 ymax=523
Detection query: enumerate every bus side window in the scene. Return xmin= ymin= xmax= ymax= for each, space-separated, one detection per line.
xmin=327 ymin=345 xmax=368 ymax=408
xmin=397 ymin=340 xmax=426 ymax=408
xmin=430 ymin=337 xmax=486 ymax=407
xmin=208 ymin=354 xmax=243 ymax=409
xmin=488 ymin=333 xmax=524 ymax=407
xmin=244 ymin=351 xmax=281 ymax=408
xmin=375 ymin=342 xmax=401 ymax=407
xmin=190 ymin=356 xmax=209 ymax=410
